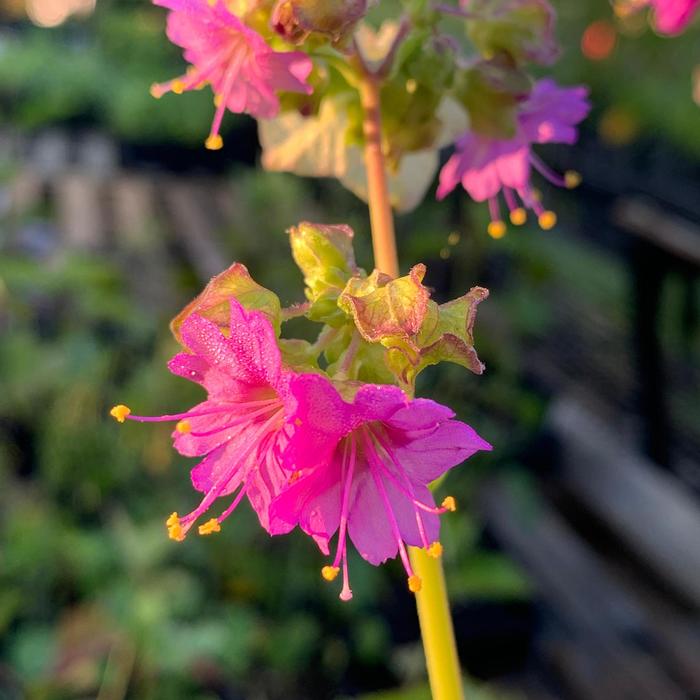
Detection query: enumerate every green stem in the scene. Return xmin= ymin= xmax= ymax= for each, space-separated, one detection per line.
xmin=358 ymin=66 xmax=465 ymax=700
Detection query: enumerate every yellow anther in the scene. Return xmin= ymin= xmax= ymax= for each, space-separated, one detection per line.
xmin=487 ymin=221 xmax=507 ymax=239
xmin=405 ymin=78 xmax=418 ymax=94
xmin=322 ymin=566 xmax=340 ymax=582
xmin=427 ymin=541 xmax=443 ymax=558
xmin=166 ymin=512 xmax=185 ymax=541
xmin=171 ymin=80 xmax=185 ymax=95
xmin=447 ymin=231 xmax=460 ymax=246
xmin=408 ymin=575 xmax=423 ymax=593
xmin=509 ymin=207 xmax=527 ymax=226
xmin=214 ymin=94 xmax=223 ymax=108
xmin=565 ymin=170 xmax=582 ymax=189
xmin=205 ymin=134 xmax=224 ymax=151
xmin=149 ymin=84 xmax=163 ymax=99
xmin=289 ymin=471 xmax=301 ymax=484
xmin=538 ymin=210 xmax=558 ymax=230
xmin=110 ymin=405 xmax=131 ymax=423
xmin=198 ymin=518 xmax=221 ymax=535
xmin=442 ymin=496 xmax=457 ymax=512
xmin=176 ymin=420 xmax=191 ymax=434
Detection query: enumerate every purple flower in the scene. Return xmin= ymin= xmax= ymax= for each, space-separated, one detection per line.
xmin=437 ymin=79 xmax=590 ymax=237
xmin=111 ymin=299 xmax=342 ymax=541
xmin=271 ymin=383 xmax=491 ymax=600
xmin=649 ymin=0 xmax=700 ymax=34
xmin=150 ymin=0 xmax=313 ymax=150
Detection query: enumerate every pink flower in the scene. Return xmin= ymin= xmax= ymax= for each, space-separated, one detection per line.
xmin=110 ymin=298 xmax=339 ymax=541
xmin=150 ymin=0 xmax=313 ymax=150
xmin=437 ymin=79 xmax=590 ymax=238
xmin=649 ymin=0 xmax=700 ymax=33
xmin=270 ymin=383 xmax=492 ymax=600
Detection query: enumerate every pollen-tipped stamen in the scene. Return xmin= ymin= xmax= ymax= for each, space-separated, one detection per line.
xmin=530 ymin=153 xmax=573 ymax=190
xmin=166 ymin=512 xmax=186 ymax=542
xmin=110 ymin=398 xmax=277 ymax=426
xmin=487 ymin=197 xmax=507 ymax=239
xmin=322 ymin=566 xmax=340 ymax=581
xmin=339 ymin=554 xmax=353 ymax=601
xmin=205 ymin=45 xmax=247 ymax=150
xmin=442 ymin=496 xmax=457 ymax=512
xmin=408 ymin=575 xmax=423 ymax=593
xmin=198 ymin=518 xmax=221 ymax=535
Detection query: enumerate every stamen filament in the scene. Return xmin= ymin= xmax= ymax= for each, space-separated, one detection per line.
xmin=176 ymin=409 xmax=282 ymax=536
xmin=529 ymin=152 xmax=568 ymax=188
xmin=332 ymin=436 xmax=357 ymax=570
xmin=364 ymin=432 xmax=416 ymax=580
xmin=188 ymin=404 xmax=278 ymax=438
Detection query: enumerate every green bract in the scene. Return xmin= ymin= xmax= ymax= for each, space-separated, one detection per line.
xmin=170 ymin=262 xmax=282 ymax=343
xmin=169 ymin=222 xmax=487 ymax=394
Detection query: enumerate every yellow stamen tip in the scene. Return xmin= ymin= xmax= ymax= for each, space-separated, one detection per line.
xmin=214 ymin=94 xmax=223 ymax=108
xmin=405 ymin=78 xmax=418 ymax=94
xmin=110 ymin=405 xmax=131 ymax=423
xmin=538 ymin=211 xmax=558 ymax=230
xmin=322 ymin=566 xmax=340 ymax=582
xmin=171 ymin=80 xmax=185 ymax=95
xmin=198 ymin=518 xmax=221 ymax=536
xmin=149 ymin=84 xmax=163 ymax=99
xmin=565 ymin=170 xmax=582 ymax=189
xmin=442 ymin=496 xmax=457 ymax=512
xmin=509 ymin=208 xmax=527 ymax=226
xmin=166 ymin=512 xmax=185 ymax=541
xmin=487 ymin=221 xmax=507 ymax=239
xmin=176 ymin=420 xmax=191 ymax=434
xmin=205 ymin=134 xmax=224 ymax=151
xmin=408 ymin=575 xmax=423 ymax=593
xmin=427 ymin=541 xmax=443 ymax=558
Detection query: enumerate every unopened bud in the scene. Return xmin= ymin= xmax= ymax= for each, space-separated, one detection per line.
xmin=271 ymin=0 xmax=367 ymax=44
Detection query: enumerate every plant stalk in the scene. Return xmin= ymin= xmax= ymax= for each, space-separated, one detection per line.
xmin=358 ymin=70 xmax=465 ymax=700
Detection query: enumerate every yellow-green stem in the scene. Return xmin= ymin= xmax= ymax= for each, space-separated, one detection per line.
xmin=358 ymin=70 xmax=465 ymax=700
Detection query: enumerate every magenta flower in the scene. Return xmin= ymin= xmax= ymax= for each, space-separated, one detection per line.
xmin=437 ymin=79 xmax=590 ymax=237
xmin=271 ymin=383 xmax=492 ymax=600
xmin=110 ymin=299 xmax=338 ymax=541
xmin=648 ymin=0 xmax=700 ymax=33
xmin=150 ymin=0 xmax=313 ymax=150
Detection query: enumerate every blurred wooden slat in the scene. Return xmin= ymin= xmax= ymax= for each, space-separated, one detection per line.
xmin=614 ymin=198 xmax=700 ymax=267
xmin=110 ymin=175 xmax=176 ymax=311
xmin=160 ymin=179 xmax=228 ymax=282
xmin=479 ymin=480 xmax=688 ymax=700
xmin=549 ymin=397 xmax=700 ymax=608
xmin=53 ymin=172 xmax=106 ymax=250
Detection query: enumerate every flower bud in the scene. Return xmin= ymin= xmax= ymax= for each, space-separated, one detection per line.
xmin=271 ymin=0 xmax=367 ymax=44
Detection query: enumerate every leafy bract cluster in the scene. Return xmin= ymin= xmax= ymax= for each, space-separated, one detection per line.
xmin=173 ymin=221 xmax=488 ymax=394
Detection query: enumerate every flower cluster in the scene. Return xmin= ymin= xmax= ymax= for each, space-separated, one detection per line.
xmin=150 ymin=0 xmax=591 ymax=232
xmin=112 ymin=224 xmax=491 ymax=599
